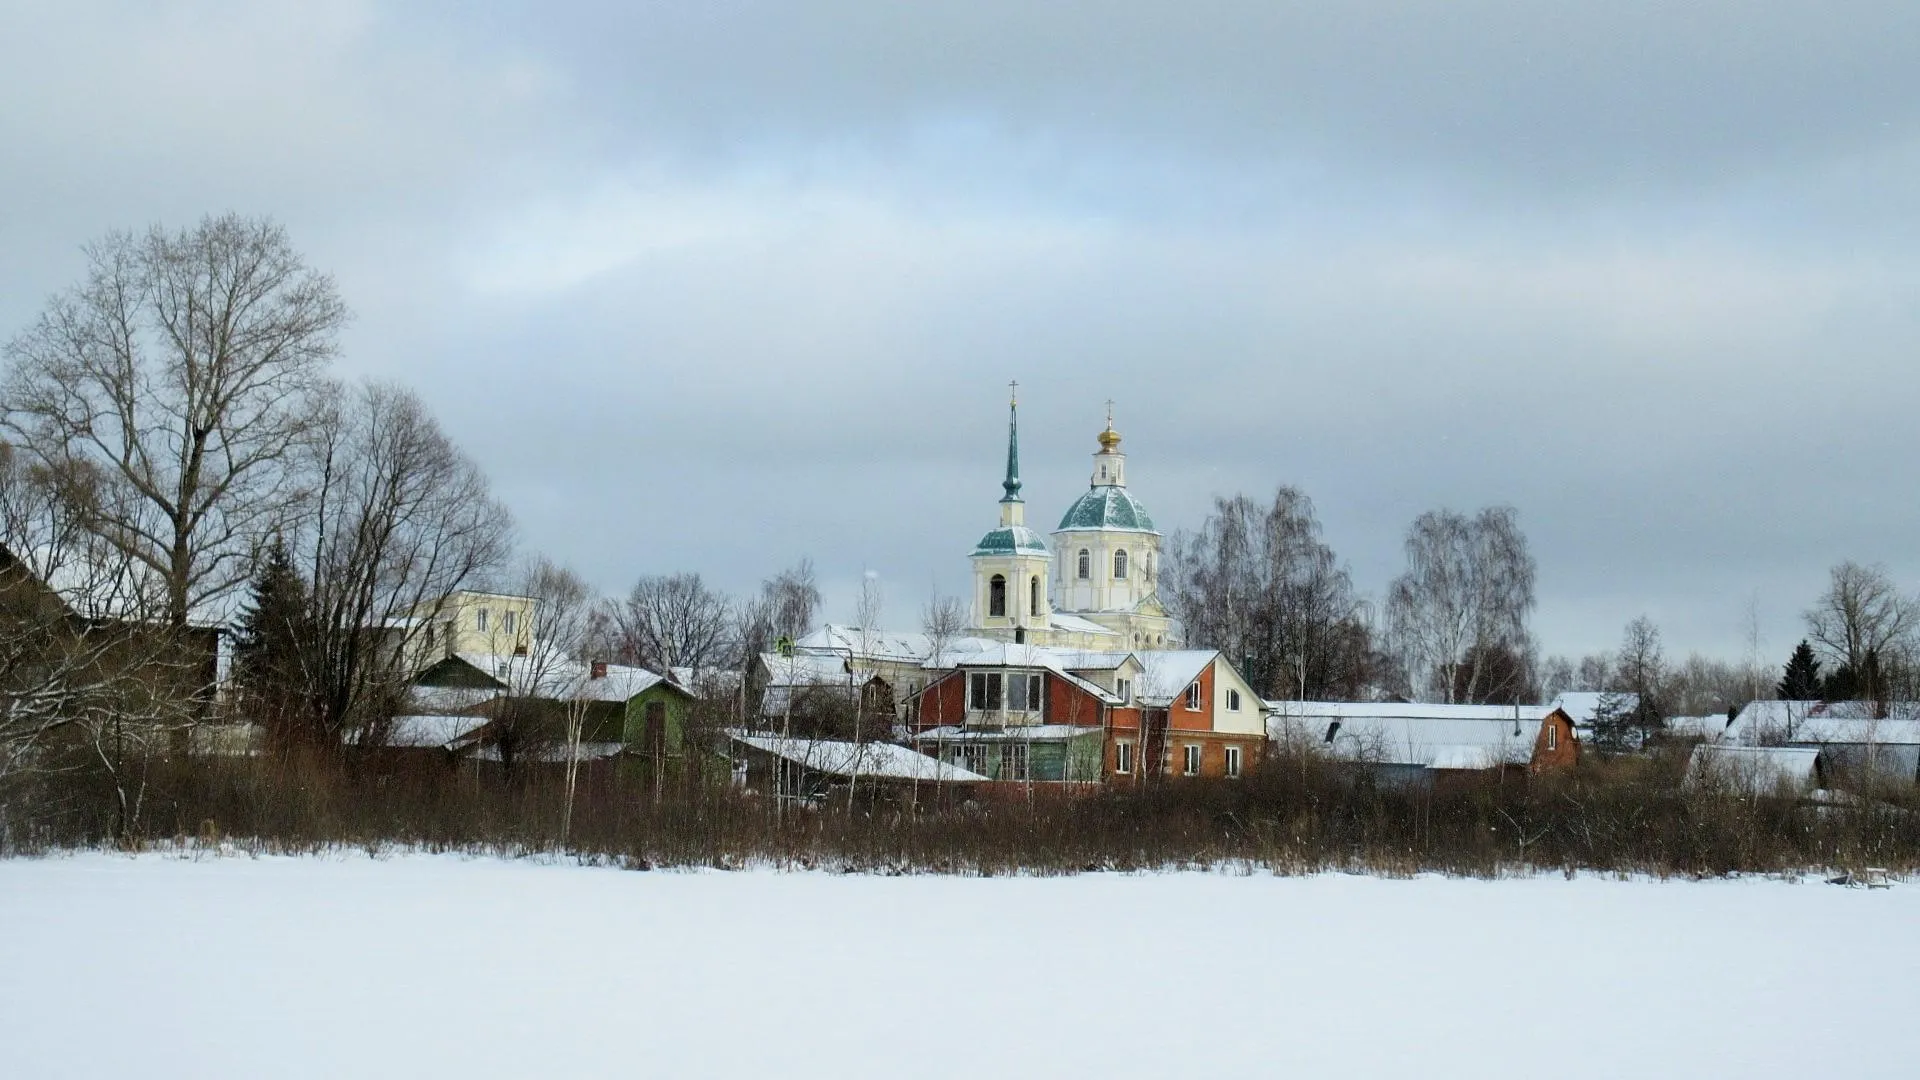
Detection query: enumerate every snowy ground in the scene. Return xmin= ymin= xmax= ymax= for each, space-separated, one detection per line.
xmin=2 ymin=854 xmax=1914 ymax=1079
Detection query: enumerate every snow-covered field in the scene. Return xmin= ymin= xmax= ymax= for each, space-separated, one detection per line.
xmin=2 ymin=854 xmax=1913 ymax=1078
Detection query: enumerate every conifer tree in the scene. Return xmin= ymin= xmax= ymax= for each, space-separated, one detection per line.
xmin=234 ymin=537 xmax=314 ymax=738
xmin=1776 ymin=640 xmax=1823 ymax=700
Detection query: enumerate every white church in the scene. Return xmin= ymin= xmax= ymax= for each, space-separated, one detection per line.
xmin=965 ymin=388 xmax=1178 ymax=650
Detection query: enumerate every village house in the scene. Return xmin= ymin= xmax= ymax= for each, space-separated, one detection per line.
xmin=1266 ymin=701 xmax=1579 ymax=787
xmin=1723 ymin=700 xmax=1920 ymax=788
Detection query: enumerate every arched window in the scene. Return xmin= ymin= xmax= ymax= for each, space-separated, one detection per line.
xmin=1113 ymin=549 xmax=1128 ymax=579
xmin=1030 ymin=576 xmax=1041 ymax=615
xmin=989 ymin=574 xmax=1007 ymax=618
xmin=1077 ymin=549 xmax=1090 ymax=580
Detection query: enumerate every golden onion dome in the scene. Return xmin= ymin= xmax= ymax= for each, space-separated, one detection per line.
xmin=1097 ymin=424 xmax=1122 ymax=452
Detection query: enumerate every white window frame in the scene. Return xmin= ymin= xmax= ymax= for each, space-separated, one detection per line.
xmin=1226 ymin=688 xmax=1241 ymax=712
xmin=1116 ymin=678 xmax=1131 ymax=703
xmin=1113 ymin=549 xmax=1128 ymax=579
xmin=969 ymin=672 xmax=1005 ymax=711
xmin=1004 ymin=743 xmax=1030 ymax=781
xmin=1184 ymin=682 xmax=1202 ymax=710
xmin=1224 ymin=746 xmax=1242 ymax=778
xmin=1115 ymin=740 xmax=1133 ymax=774
xmin=1184 ymin=744 xmax=1202 ymax=776
xmin=1546 ymin=724 xmax=1558 ymax=751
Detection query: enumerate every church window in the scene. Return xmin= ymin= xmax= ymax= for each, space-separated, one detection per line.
xmin=1077 ymin=549 xmax=1090 ymax=579
xmin=989 ymin=574 xmax=1006 ymax=618
xmin=1114 ymin=550 xmax=1128 ymax=579
xmin=1030 ymin=576 xmax=1041 ymax=615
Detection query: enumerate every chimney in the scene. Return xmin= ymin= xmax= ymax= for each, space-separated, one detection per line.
xmin=590 ymin=660 xmax=608 ymax=680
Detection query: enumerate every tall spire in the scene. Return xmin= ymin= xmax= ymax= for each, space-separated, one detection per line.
xmin=1001 ymin=380 xmax=1022 ymax=503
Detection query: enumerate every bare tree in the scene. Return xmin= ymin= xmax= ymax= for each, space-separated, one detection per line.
xmin=1804 ymin=561 xmax=1916 ymax=709
xmin=611 ymin=572 xmax=732 ymax=672
xmin=1164 ymin=488 xmax=1371 ymax=701
xmin=1 ymin=444 xmax=202 ymax=836
xmin=3 ymin=215 xmax=346 ymax=627
xmin=921 ymin=593 xmax=966 ymax=667
xmin=299 ymin=381 xmax=512 ymax=743
xmin=1383 ymin=506 xmax=1536 ymax=703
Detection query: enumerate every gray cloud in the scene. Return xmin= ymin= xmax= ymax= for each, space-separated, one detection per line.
xmin=3 ymin=1 xmax=1917 ymax=664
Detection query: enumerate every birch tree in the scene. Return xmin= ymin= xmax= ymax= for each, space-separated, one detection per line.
xmin=1383 ymin=506 xmax=1536 ymax=703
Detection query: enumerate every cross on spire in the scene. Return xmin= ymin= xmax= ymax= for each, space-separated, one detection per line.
xmin=1105 ymin=398 xmax=1115 ymax=426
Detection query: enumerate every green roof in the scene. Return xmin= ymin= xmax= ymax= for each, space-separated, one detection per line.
xmin=1056 ymin=486 xmax=1157 ymax=532
xmin=971 ymin=526 xmax=1050 ymax=557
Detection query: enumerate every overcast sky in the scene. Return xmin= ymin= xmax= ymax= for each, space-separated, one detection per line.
xmin=4 ymin=1 xmax=1917 ymax=663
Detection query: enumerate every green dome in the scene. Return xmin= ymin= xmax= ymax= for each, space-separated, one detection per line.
xmin=971 ymin=526 xmax=1050 ymax=557
xmin=1057 ymin=486 xmax=1157 ymax=532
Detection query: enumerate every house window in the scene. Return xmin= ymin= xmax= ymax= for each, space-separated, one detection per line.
xmin=1546 ymin=724 xmax=1558 ymax=751
xmin=475 ymin=607 xmax=489 ymax=632
xmin=989 ymin=574 xmax=1007 ymax=618
xmin=1227 ymin=689 xmax=1242 ymax=712
xmin=503 ymin=610 xmax=516 ymax=636
xmin=1117 ymin=678 xmax=1131 ymax=703
xmin=1114 ymin=549 xmax=1128 ymax=579
xmin=1115 ymin=741 xmax=1134 ymax=774
xmin=1184 ymin=682 xmax=1202 ymax=710
xmin=1030 ymin=576 xmax=1041 ymax=615
xmin=1184 ymin=744 xmax=1202 ymax=775
xmin=1225 ymin=746 xmax=1243 ymax=778
xmin=1077 ymin=549 xmax=1090 ymax=579
xmin=1004 ymin=743 xmax=1030 ymax=781
xmin=1017 ymin=673 xmax=1043 ymax=712
xmin=969 ymin=672 xmax=1004 ymax=710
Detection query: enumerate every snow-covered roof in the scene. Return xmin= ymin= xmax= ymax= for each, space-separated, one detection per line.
xmin=1046 ymin=613 xmax=1124 ymax=638
xmin=1056 ymin=485 xmax=1158 ymax=533
xmin=1664 ymin=714 xmax=1734 ymax=740
xmin=1265 ymin=701 xmax=1560 ymax=723
xmin=1722 ymin=700 xmax=1920 ymax=745
xmin=727 ymin=732 xmax=987 ymax=782
xmin=1551 ymin=691 xmax=1640 ymax=726
xmin=406 ymin=685 xmax=501 ymax=714
xmin=1268 ymin=703 xmax=1554 ymax=769
xmin=760 ymin=651 xmax=858 ymax=687
xmin=453 ymin=651 xmax=678 ymax=703
xmin=357 ymin=715 xmax=493 ymax=749
xmin=935 ymin=644 xmax=1127 ymax=705
xmin=1134 ymin=650 xmax=1220 ymax=705
xmin=794 ymin=625 xmax=999 ymax=666
xmin=1685 ymin=744 xmax=1823 ymax=795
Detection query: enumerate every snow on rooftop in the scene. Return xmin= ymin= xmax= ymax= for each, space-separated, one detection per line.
xmin=728 ymin=732 xmax=987 ymax=782
xmin=1723 ymin=701 xmax=1920 ymax=746
xmin=1133 ymin=650 xmax=1219 ymax=703
xmin=1685 ymin=744 xmax=1823 ymax=795
xmin=1267 ymin=704 xmax=1551 ymax=769
xmin=355 ymin=715 xmax=492 ymax=749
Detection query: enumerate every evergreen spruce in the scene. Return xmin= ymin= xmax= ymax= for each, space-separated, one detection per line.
xmin=1776 ymin=640 xmax=1823 ymax=700
xmin=234 ymin=537 xmax=314 ymax=738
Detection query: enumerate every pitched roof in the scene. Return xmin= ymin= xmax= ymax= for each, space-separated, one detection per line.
xmin=727 ymin=732 xmax=987 ymax=782
xmin=353 ymin=715 xmax=493 ymax=749
xmin=1134 ymin=650 xmax=1219 ymax=705
xmin=1722 ymin=700 xmax=1920 ymax=745
xmin=1267 ymin=702 xmax=1556 ymax=769
xmin=1551 ymin=691 xmax=1641 ymax=725
xmin=1685 ymin=744 xmax=1823 ymax=794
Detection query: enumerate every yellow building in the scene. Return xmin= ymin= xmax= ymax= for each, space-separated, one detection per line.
xmin=400 ymin=590 xmax=537 ymax=669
